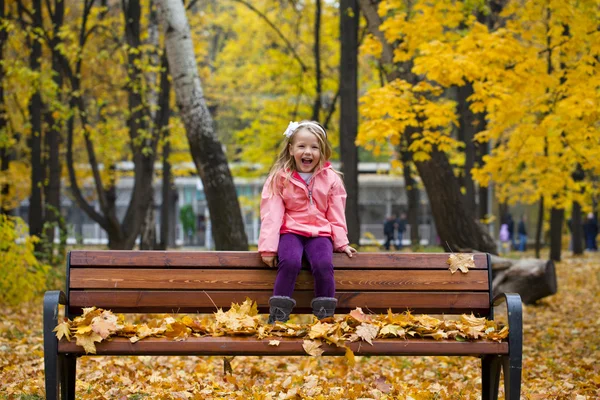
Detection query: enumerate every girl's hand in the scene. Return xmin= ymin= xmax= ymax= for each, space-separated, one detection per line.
xmin=343 ymin=246 xmax=357 ymax=258
xmin=262 ymin=255 xmax=277 ymax=268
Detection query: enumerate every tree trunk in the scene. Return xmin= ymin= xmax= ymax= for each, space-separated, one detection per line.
xmin=139 ymin=191 xmax=156 ymax=250
xmin=28 ymin=0 xmax=44 ymax=238
xmin=571 ymin=201 xmax=583 ymax=255
xmin=158 ymin=52 xmax=172 ymax=250
xmin=401 ymin=149 xmax=420 ymax=248
xmin=535 ymin=197 xmax=544 ymax=258
xmin=549 ymin=207 xmax=564 ymax=261
xmin=456 ymin=84 xmax=477 ymax=211
xmin=118 ymin=0 xmax=159 ymax=249
xmin=43 ymin=0 xmax=65 ymax=246
xmin=157 ymin=0 xmax=248 ymax=250
xmin=339 ymin=0 xmax=360 ymax=246
xmin=0 ymin=0 xmax=10 ymax=215
xmin=311 ymin=0 xmax=322 ymax=121
xmin=159 ymin=138 xmax=172 ymax=250
xmin=359 ymin=0 xmax=496 ymax=254
xmin=414 ymin=148 xmax=497 ymax=254
xmin=491 ymin=255 xmax=557 ymax=304
xmin=476 ymin=139 xmax=489 ymax=220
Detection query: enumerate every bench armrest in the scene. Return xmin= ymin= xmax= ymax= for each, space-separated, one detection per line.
xmin=492 ymin=292 xmax=522 ymax=364
xmin=44 ymin=290 xmax=67 ymax=336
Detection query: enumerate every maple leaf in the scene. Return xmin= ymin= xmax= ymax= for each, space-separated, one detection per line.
xmin=308 ymin=321 xmax=333 ymax=340
xmin=53 ymin=320 xmax=71 ymax=341
xmin=75 ymin=324 xmax=92 ymax=335
xmin=460 ymin=313 xmax=487 ymax=327
xmin=424 ymin=330 xmax=448 ymax=340
xmin=302 ymin=340 xmax=324 ymax=356
xmin=349 ymin=307 xmax=372 ymax=323
xmin=344 ymin=347 xmax=356 ymax=367
xmin=379 ymin=324 xmax=405 ymax=338
xmin=414 ymin=314 xmax=442 ymax=330
xmin=375 ymin=376 xmax=392 ymax=394
xmin=75 ymin=332 xmax=103 ymax=354
xmin=355 ymin=323 xmax=379 ymax=345
xmin=447 ymin=253 xmax=475 ymax=274
xmin=91 ymin=311 xmax=118 ymax=339
xmin=165 ymin=321 xmax=191 ymax=341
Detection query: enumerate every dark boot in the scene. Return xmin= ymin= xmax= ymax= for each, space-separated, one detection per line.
xmin=311 ymin=297 xmax=337 ymax=320
xmin=268 ymin=296 xmax=296 ymax=324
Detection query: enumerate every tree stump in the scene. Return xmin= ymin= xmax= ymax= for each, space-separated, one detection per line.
xmin=490 ymin=256 xmax=557 ymax=304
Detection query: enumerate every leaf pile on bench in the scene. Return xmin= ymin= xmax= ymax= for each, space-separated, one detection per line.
xmin=54 ymin=298 xmax=508 ymax=357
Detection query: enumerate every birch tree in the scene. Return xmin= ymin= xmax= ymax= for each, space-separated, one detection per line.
xmin=157 ymin=0 xmax=248 ymax=250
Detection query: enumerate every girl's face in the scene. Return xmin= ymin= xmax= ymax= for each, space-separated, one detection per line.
xmin=289 ymin=128 xmax=321 ymax=173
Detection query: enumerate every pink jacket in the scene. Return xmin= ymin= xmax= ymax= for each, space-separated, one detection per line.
xmin=258 ymin=162 xmax=349 ymax=256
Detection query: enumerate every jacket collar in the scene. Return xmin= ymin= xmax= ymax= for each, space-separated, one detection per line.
xmin=288 ymin=161 xmax=331 ymax=182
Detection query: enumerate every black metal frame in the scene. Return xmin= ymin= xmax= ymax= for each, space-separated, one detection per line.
xmin=481 ymin=292 xmax=523 ymax=400
xmin=43 ymin=290 xmax=77 ymax=400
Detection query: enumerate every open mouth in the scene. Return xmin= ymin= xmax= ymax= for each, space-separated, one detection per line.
xmin=301 ymin=158 xmax=313 ymax=165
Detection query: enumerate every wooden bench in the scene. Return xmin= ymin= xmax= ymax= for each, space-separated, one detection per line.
xmin=43 ymin=250 xmax=522 ymax=399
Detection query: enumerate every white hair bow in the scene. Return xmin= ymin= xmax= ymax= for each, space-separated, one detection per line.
xmin=283 ymin=121 xmax=300 ymax=138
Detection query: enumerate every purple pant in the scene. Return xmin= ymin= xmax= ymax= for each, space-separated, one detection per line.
xmin=273 ymin=233 xmax=335 ymax=298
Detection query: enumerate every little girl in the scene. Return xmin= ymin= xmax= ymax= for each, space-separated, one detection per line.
xmin=258 ymin=120 xmax=357 ymax=323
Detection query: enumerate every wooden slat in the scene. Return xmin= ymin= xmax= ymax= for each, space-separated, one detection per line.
xmin=69 ymin=269 xmax=489 ymax=291
xmin=69 ymin=251 xmax=489 ymax=269
xmin=58 ymin=336 xmax=508 ymax=356
xmin=68 ymin=290 xmax=491 ymax=315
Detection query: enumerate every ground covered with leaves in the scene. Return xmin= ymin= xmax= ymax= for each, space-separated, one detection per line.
xmin=1 ymin=252 xmax=599 ymax=399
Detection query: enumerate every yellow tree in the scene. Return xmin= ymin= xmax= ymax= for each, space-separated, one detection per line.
xmin=357 ymin=0 xmax=498 ymax=253
xmin=411 ymin=0 xmax=600 ymax=260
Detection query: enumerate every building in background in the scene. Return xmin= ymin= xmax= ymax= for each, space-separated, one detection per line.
xmin=15 ymin=163 xmax=437 ymax=247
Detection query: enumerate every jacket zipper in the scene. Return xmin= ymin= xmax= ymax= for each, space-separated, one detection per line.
xmin=292 ymin=167 xmax=327 ymax=207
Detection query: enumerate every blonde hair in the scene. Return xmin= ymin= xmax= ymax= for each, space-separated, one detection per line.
xmin=266 ymin=120 xmax=335 ymax=196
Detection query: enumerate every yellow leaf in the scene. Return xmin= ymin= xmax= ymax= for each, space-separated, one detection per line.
xmin=355 ymin=323 xmax=379 ymax=345
xmin=308 ymin=321 xmax=333 ymax=340
xmin=91 ymin=311 xmax=118 ymax=339
xmin=379 ymin=324 xmax=405 ymax=338
xmin=344 ymin=347 xmax=356 ymax=367
xmin=75 ymin=332 xmax=102 ymax=354
xmin=447 ymin=253 xmax=474 ymax=274
xmin=53 ymin=320 xmax=71 ymax=341
xmin=349 ymin=307 xmax=372 ymax=323
xmin=302 ymin=340 xmax=324 ymax=357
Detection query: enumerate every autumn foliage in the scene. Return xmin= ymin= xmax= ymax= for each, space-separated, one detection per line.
xmin=2 ymin=253 xmax=599 ymax=398
xmin=54 ymin=300 xmax=508 ymax=359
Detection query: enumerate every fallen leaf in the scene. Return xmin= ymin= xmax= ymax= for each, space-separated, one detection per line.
xmin=447 ymin=253 xmax=475 ymax=274
xmin=355 ymin=323 xmax=379 ymax=345
xmin=53 ymin=320 xmax=71 ymax=341
xmin=302 ymin=340 xmax=324 ymax=356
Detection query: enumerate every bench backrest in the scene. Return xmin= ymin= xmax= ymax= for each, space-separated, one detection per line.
xmin=66 ymin=251 xmax=492 ymax=317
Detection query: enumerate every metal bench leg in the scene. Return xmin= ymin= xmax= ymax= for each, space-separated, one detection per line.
xmin=44 ymin=291 xmax=67 ymax=400
xmin=481 ymin=355 xmax=501 ymax=400
xmin=61 ymin=356 xmax=77 ymax=400
xmin=502 ymin=355 xmax=522 ymax=400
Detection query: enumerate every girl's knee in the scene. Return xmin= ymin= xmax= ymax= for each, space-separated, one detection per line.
xmin=278 ymin=257 xmax=303 ymax=273
xmin=311 ymin=260 xmax=333 ymax=275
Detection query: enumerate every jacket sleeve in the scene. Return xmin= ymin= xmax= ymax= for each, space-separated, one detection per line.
xmin=326 ymin=175 xmax=350 ymax=252
xmin=258 ymin=176 xmax=285 ymax=255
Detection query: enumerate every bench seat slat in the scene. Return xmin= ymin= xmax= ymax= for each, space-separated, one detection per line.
xmin=69 ymin=251 xmax=488 ymax=269
xmin=69 ymin=269 xmax=489 ymax=291
xmin=57 ymin=336 xmax=508 ymax=356
xmin=68 ymin=290 xmax=491 ymax=315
